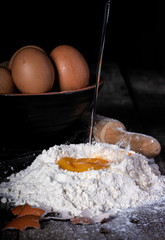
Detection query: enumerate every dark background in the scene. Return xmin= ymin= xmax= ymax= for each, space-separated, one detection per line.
xmin=0 ymin=0 xmax=164 ymax=70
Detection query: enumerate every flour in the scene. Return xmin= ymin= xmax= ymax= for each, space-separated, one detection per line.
xmin=0 ymin=143 xmax=165 ymax=217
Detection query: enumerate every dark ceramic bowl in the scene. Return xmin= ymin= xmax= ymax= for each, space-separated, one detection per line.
xmin=0 ymin=76 xmax=103 ymax=149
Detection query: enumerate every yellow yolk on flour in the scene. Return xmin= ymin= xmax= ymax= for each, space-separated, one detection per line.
xmin=57 ymin=157 xmax=110 ymax=172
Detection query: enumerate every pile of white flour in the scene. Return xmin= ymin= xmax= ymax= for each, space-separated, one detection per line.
xmin=0 ymin=143 xmax=165 ymax=217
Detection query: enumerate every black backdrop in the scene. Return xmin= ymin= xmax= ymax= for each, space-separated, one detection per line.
xmin=0 ymin=1 xmax=164 ymax=70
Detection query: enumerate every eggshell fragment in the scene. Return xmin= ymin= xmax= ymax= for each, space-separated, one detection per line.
xmin=2 ymin=215 xmax=40 ymax=231
xmin=8 ymin=45 xmax=46 ymax=70
xmin=19 ymin=204 xmax=45 ymax=217
xmin=11 ymin=47 xmax=55 ymax=94
xmin=71 ymin=217 xmax=94 ymax=225
xmin=50 ymin=45 xmax=90 ymax=91
xmin=0 ymin=66 xmax=15 ymax=93
xmin=11 ymin=205 xmax=24 ymax=216
xmin=12 ymin=204 xmax=45 ymax=217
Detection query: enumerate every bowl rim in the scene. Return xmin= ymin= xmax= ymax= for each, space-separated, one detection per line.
xmin=0 ymin=79 xmax=103 ymax=97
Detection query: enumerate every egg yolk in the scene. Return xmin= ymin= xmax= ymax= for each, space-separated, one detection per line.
xmin=57 ymin=157 xmax=110 ymax=172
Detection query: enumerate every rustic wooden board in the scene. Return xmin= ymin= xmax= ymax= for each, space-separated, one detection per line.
xmin=1 ymin=200 xmax=165 ymax=240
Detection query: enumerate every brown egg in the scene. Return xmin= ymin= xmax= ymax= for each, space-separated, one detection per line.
xmin=2 ymin=215 xmax=40 ymax=231
xmin=0 ymin=66 xmax=15 ymax=93
xmin=11 ymin=47 xmax=55 ymax=94
xmin=8 ymin=45 xmax=46 ymax=70
xmin=50 ymin=45 xmax=90 ymax=91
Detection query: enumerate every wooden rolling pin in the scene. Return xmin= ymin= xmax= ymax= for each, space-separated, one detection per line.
xmin=80 ymin=112 xmax=161 ymax=158
xmin=93 ymin=115 xmax=161 ymax=158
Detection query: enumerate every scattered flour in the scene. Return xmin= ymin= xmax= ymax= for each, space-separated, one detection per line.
xmin=0 ymin=143 xmax=165 ymax=217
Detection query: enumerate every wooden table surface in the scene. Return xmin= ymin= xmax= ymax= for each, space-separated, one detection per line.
xmin=0 ymin=63 xmax=165 ymax=240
